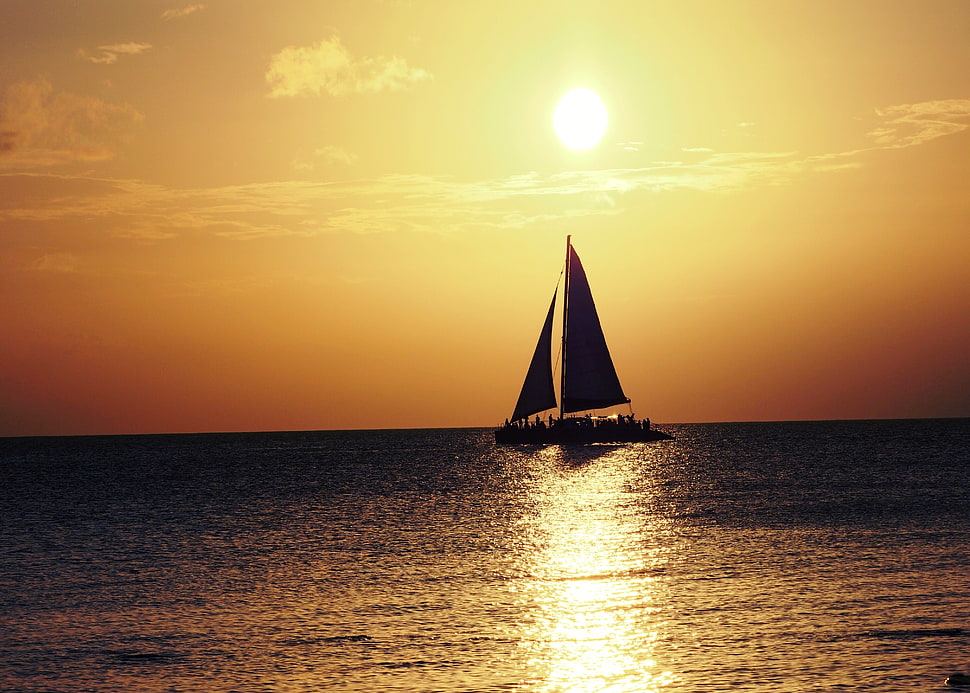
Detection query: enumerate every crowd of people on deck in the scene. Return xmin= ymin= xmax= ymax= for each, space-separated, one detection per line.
xmin=502 ymin=413 xmax=651 ymax=432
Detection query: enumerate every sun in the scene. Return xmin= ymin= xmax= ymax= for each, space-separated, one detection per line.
xmin=553 ymin=88 xmax=608 ymax=150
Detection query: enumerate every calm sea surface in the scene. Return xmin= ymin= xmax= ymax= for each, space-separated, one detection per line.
xmin=1 ymin=419 xmax=969 ymax=692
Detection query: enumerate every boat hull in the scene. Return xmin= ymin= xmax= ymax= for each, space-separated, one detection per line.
xmin=494 ymin=425 xmax=672 ymax=445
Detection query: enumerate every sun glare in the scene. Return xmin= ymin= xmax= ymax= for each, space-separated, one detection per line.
xmin=553 ymin=88 xmax=608 ymax=150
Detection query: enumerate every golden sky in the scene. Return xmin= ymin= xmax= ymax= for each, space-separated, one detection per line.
xmin=2 ymin=0 xmax=969 ymax=435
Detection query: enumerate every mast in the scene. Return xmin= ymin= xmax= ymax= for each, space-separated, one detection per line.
xmin=559 ymin=235 xmax=570 ymax=420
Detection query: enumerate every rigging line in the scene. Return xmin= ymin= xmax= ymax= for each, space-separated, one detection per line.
xmin=551 ymin=264 xmax=565 ymax=383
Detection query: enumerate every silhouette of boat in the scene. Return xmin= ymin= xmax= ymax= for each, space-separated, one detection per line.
xmin=495 ymin=237 xmax=671 ymax=444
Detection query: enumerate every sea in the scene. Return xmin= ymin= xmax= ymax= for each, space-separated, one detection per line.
xmin=1 ymin=419 xmax=968 ymax=693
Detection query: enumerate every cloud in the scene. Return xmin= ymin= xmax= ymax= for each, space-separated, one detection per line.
xmin=3 ymin=97 xmax=969 ymax=242
xmin=0 ymin=79 xmax=143 ymax=168
xmin=869 ymin=99 xmax=970 ymax=149
xmin=32 ymin=253 xmax=81 ymax=273
xmin=266 ymin=35 xmax=432 ymax=97
xmin=0 ymin=156 xmax=787 ymax=243
xmin=79 ymin=42 xmax=152 ymax=65
xmin=315 ymin=145 xmax=358 ymax=166
xmin=162 ymin=4 xmax=206 ymax=20
xmin=292 ymin=145 xmax=359 ymax=171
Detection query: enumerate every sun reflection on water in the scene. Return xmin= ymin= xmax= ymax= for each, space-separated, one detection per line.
xmin=515 ymin=445 xmax=678 ymax=692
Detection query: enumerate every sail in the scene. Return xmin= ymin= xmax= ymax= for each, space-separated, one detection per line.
xmin=510 ymin=292 xmax=558 ymax=421
xmin=562 ymin=244 xmax=630 ymax=413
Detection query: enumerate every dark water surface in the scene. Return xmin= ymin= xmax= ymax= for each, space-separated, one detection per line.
xmin=2 ymin=419 xmax=969 ymax=692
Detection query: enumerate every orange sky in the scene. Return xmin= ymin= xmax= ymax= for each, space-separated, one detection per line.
xmin=2 ymin=1 xmax=969 ymax=436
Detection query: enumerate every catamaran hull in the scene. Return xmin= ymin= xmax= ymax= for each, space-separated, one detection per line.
xmin=494 ymin=426 xmax=672 ymax=444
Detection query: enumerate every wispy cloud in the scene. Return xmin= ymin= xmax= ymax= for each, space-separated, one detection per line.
xmin=869 ymin=99 xmax=970 ymax=149
xmin=162 ymin=4 xmax=206 ymax=21
xmin=0 ymin=79 xmax=143 ymax=168
xmin=3 ymin=97 xmax=968 ymax=244
xmin=0 ymin=155 xmax=791 ymax=243
xmin=32 ymin=253 xmax=81 ymax=273
xmin=292 ymin=145 xmax=359 ymax=171
xmin=79 ymin=42 xmax=152 ymax=65
xmin=266 ymin=35 xmax=432 ymax=98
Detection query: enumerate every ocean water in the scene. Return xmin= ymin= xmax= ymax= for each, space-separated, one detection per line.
xmin=1 ymin=419 xmax=968 ymax=692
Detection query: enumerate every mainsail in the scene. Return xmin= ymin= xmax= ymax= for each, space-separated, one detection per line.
xmin=561 ymin=243 xmax=629 ymax=413
xmin=510 ymin=293 xmax=558 ymax=422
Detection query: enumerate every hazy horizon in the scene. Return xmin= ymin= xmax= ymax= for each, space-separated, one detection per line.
xmin=4 ymin=416 xmax=970 ymax=441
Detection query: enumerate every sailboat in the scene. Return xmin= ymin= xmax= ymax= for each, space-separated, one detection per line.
xmin=495 ymin=236 xmax=671 ymax=444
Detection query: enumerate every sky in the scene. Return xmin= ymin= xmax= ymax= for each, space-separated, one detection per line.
xmin=1 ymin=0 xmax=969 ymax=436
